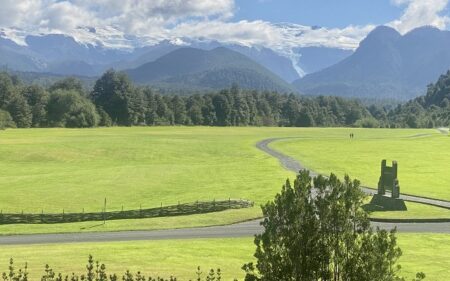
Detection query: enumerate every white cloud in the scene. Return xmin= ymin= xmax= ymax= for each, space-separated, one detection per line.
xmin=389 ymin=0 xmax=450 ymax=33
xmin=0 ymin=0 xmax=448 ymax=55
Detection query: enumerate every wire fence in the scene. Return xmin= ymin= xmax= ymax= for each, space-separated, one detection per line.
xmin=0 ymin=199 xmax=254 ymax=225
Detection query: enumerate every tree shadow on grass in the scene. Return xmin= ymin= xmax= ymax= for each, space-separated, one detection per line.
xmin=362 ymin=194 xmax=407 ymax=212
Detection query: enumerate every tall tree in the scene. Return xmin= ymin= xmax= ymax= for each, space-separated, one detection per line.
xmin=22 ymin=85 xmax=49 ymax=127
xmin=91 ymin=70 xmax=135 ymax=125
xmin=7 ymin=94 xmax=32 ymax=128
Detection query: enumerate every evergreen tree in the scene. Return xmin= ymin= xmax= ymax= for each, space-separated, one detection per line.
xmin=243 ymin=171 xmax=425 ymax=281
xmin=91 ymin=70 xmax=135 ymax=125
xmin=7 ymin=94 xmax=32 ymax=128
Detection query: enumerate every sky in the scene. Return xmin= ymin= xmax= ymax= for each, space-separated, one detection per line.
xmin=0 ymin=0 xmax=449 ymax=52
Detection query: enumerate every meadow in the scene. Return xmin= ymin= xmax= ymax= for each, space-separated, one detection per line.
xmin=0 ymin=127 xmax=449 ymax=280
xmin=271 ymin=129 xmax=450 ymax=201
xmin=0 ymin=127 xmax=449 ymax=235
xmin=0 ymin=234 xmax=448 ymax=281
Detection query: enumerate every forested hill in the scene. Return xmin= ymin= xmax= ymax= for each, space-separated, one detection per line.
xmin=125 ymin=47 xmax=295 ymax=93
xmin=385 ymin=71 xmax=450 ymax=128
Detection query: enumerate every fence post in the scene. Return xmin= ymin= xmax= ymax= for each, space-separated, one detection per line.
xmin=213 ymin=199 xmax=216 ymax=211
xmin=229 ymin=198 xmax=231 ymax=208
xmin=62 ymin=209 xmax=65 ymax=222
xmin=103 ymin=198 xmax=107 ymax=225
xmin=140 ymin=204 xmax=142 ymax=217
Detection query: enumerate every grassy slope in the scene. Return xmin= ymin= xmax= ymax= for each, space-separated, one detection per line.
xmin=271 ymin=128 xmax=450 ymax=201
xmin=0 ymin=235 xmax=448 ymax=281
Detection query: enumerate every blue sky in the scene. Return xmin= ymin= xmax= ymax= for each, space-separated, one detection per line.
xmin=0 ymin=0 xmax=449 ymax=51
xmin=235 ymin=0 xmax=404 ymax=28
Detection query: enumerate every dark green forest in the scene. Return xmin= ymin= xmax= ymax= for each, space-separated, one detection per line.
xmin=385 ymin=71 xmax=450 ymax=128
xmin=0 ymin=69 xmax=449 ymax=129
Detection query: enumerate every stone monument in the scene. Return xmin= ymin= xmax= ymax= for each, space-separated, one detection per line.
xmin=377 ymin=160 xmax=400 ymax=199
xmin=368 ymin=160 xmax=406 ymax=211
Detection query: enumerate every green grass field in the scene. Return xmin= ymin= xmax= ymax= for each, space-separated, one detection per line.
xmin=271 ymin=128 xmax=450 ymax=201
xmin=0 ymin=234 xmax=448 ymax=281
xmin=1 ymin=127 xmax=449 ymax=279
xmin=0 ymin=127 xmax=449 ymax=235
xmin=0 ymin=127 xmax=294 ymax=214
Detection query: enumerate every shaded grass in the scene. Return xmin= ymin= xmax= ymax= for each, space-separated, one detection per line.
xmin=0 ymin=234 xmax=448 ymax=281
xmin=368 ymin=200 xmax=450 ymax=219
xmin=0 ymin=208 xmax=261 ymax=236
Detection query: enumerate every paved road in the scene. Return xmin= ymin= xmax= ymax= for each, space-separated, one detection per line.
xmin=2 ymin=219 xmax=450 ymax=246
xmin=1 ymin=133 xmax=449 ymax=246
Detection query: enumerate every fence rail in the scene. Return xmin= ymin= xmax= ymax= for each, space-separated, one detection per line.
xmin=0 ymin=199 xmax=254 ymax=225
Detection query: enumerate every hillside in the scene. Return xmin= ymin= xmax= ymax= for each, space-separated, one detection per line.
xmin=387 ymin=70 xmax=450 ymax=127
xmin=114 ymin=41 xmax=300 ymax=83
xmin=294 ymin=26 xmax=450 ymax=100
xmin=125 ymin=47 xmax=296 ymax=93
xmin=293 ymin=46 xmax=353 ymax=75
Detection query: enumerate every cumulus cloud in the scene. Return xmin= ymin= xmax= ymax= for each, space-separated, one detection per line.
xmin=0 ymin=0 xmax=448 ymax=53
xmin=389 ymin=0 xmax=450 ymax=33
xmin=0 ymin=0 xmax=234 ymax=34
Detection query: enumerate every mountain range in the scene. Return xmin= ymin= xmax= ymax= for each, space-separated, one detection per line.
xmin=3 ymin=26 xmax=450 ymax=100
xmin=294 ymin=26 xmax=450 ymax=100
xmin=0 ymin=32 xmax=351 ymax=83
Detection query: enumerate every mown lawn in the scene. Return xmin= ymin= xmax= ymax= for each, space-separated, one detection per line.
xmin=271 ymin=129 xmax=450 ymax=201
xmin=0 ymin=127 xmax=294 ymax=214
xmin=0 ymin=234 xmax=448 ymax=281
xmin=0 ymin=127 xmax=449 ymax=235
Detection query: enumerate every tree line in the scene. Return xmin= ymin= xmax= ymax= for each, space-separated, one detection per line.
xmin=1 ymin=69 xmax=448 ymax=129
xmin=0 ymin=70 xmax=374 ymax=129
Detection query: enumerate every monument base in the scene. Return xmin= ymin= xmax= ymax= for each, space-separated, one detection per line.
xmin=365 ymin=194 xmax=407 ymax=211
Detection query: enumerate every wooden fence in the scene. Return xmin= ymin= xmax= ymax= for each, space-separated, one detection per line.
xmin=0 ymin=199 xmax=253 ymax=225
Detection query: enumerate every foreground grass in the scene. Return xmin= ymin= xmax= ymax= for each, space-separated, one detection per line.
xmin=272 ymin=129 xmax=450 ymax=201
xmin=0 ymin=234 xmax=448 ymax=280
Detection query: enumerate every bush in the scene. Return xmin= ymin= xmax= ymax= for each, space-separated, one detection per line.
xmin=47 ymin=90 xmax=99 ymax=128
xmin=354 ymin=117 xmax=380 ymax=128
xmin=0 ymin=109 xmax=15 ymax=129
